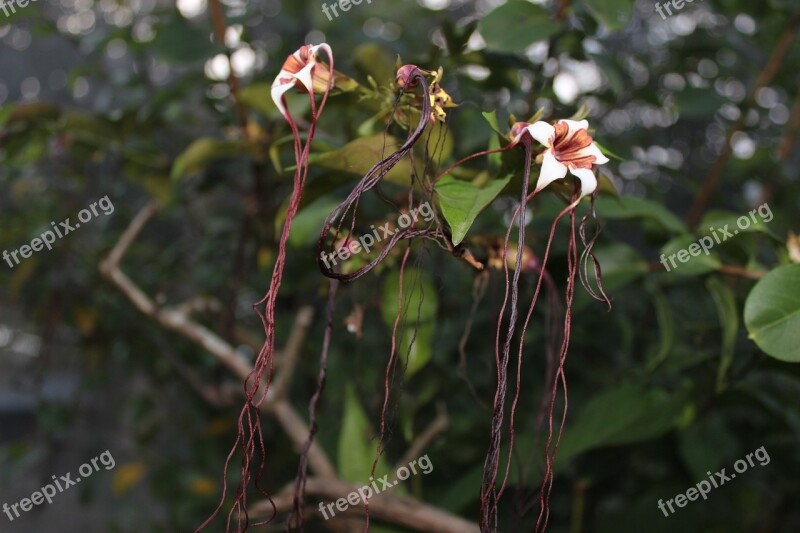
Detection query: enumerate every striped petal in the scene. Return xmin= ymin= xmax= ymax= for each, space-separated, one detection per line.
xmin=577 ymin=142 xmax=610 ymax=165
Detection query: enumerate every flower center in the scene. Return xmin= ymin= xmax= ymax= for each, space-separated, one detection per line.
xmin=551 ymin=122 xmax=596 ymax=169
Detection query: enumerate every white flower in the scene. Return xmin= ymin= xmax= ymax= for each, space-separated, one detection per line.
xmin=271 ymin=43 xmax=333 ymax=119
xmin=514 ymin=119 xmax=609 ymax=198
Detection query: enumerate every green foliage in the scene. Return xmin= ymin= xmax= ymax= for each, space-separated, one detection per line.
xmin=435 ymin=174 xmax=511 ymax=245
xmin=2 ymin=0 xmax=799 ymax=530
xmin=745 ymin=265 xmax=800 ymax=362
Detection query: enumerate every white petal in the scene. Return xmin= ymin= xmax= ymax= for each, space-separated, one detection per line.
xmin=271 ymin=79 xmax=295 ymax=119
xmin=535 ymin=151 xmax=568 ymax=192
xmin=573 ymin=142 xmax=610 ymax=165
xmin=559 ymin=119 xmax=589 ymax=135
xmin=569 ymin=167 xmax=598 ymax=198
xmin=528 ymin=121 xmax=555 ymax=147
xmin=293 ymin=62 xmax=316 ymax=93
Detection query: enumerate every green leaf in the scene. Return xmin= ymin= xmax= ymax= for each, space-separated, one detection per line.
xmin=556 ymin=384 xmax=690 ymax=467
xmin=381 ymin=271 xmax=438 ymax=378
xmin=480 ymin=111 xmax=504 ymax=136
xmin=0 ymin=104 xmax=17 ymax=129
xmin=706 ymin=276 xmax=739 ymax=391
xmin=285 ymin=195 xmax=343 ymax=248
xmin=595 ymin=196 xmax=686 ymax=235
xmin=591 ymin=242 xmax=648 ymax=290
xmin=338 ymin=384 xmax=392 ymax=483
xmin=435 ymin=175 xmax=511 ymax=245
xmin=171 ymin=137 xmax=251 ymax=180
xmin=699 ymin=210 xmax=781 ymax=243
xmin=478 ymin=1 xmax=561 ymax=53
xmin=744 ymin=265 xmax=800 ymax=362
xmin=645 ymin=284 xmax=675 ymax=371
xmin=582 ymin=0 xmax=634 ymax=31
xmin=311 ymin=134 xmax=413 ymax=185
xmin=659 ymin=235 xmax=723 ymax=276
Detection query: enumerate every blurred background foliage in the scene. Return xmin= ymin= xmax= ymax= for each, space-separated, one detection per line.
xmin=1 ymin=0 xmax=799 ymax=531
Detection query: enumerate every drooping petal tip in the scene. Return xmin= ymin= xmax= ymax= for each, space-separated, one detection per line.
xmin=271 ymin=43 xmax=333 ymax=118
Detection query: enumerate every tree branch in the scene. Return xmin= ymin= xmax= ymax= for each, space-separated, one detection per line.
xmin=395 ymin=403 xmax=448 ymax=471
xmin=252 ymin=477 xmax=480 ymax=533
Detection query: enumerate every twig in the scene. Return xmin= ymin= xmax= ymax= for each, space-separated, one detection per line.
xmin=272 ymin=306 xmax=315 ymax=400
xmin=100 ymin=203 xmax=334 ymax=477
xmin=395 ymin=403 xmax=448 ymax=471
xmin=102 ymin=204 xmax=478 ymax=532
xmin=252 ymin=477 xmax=480 ymax=533
xmin=647 ymin=261 xmax=766 ymax=279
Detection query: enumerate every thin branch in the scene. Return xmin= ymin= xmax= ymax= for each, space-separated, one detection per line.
xmin=395 ymin=403 xmax=448 ymax=471
xmin=253 ymin=477 xmax=480 ymax=533
xmin=272 ymin=306 xmax=315 ymax=400
xmin=647 ymin=261 xmax=766 ymax=279
xmin=100 ymin=203 xmax=334 ymax=477
xmin=102 ymin=205 xmax=478 ymax=531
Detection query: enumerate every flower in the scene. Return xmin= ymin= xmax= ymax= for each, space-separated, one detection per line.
xmin=395 ymin=64 xmax=456 ymax=123
xmin=512 ymin=119 xmax=609 ymax=198
xmin=271 ymin=43 xmax=333 ymax=118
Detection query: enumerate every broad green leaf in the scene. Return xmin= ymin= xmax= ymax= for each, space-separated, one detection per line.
xmin=706 ymin=276 xmax=739 ymax=392
xmin=582 ymin=0 xmax=634 ymax=31
xmin=382 ymin=271 xmax=438 ymax=377
xmin=744 ymin=265 xmax=800 ymax=362
xmin=595 ymin=196 xmax=685 ymax=234
xmin=311 ymin=134 xmax=413 ymax=185
xmin=699 ymin=209 xmax=781 ymax=243
xmin=556 ymin=384 xmax=690 ymax=467
xmin=171 ymin=138 xmax=251 ymax=180
xmin=338 ymin=384 xmax=392 ymax=483
xmin=435 ymin=174 xmax=511 ymax=245
xmin=478 ymin=1 xmax=561 ymax=53
xmin=659 ymin=235 xmax=722 ymax=276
